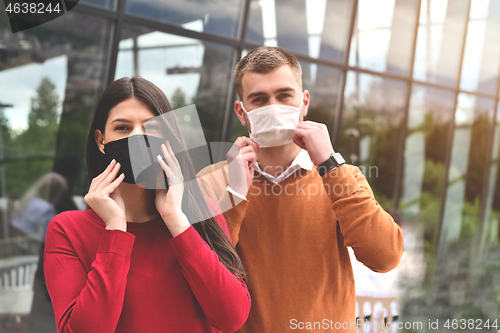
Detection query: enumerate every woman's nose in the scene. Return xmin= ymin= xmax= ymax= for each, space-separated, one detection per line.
xmin=130 ymin=126 xmax=145 ymax=136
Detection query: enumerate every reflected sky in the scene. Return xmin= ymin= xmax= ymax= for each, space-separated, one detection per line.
xmin=0 ymin=56 xmax=67 ymax=133
xmin=115 ymin=20 xmax=204 ymax=103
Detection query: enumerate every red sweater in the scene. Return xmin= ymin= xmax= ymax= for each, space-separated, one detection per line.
xmin=44 ymin=201 xmax=250 ymax=333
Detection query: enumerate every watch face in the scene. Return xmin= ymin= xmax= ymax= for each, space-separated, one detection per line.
xmin=333 ymin=153 xmax=345 ymax=165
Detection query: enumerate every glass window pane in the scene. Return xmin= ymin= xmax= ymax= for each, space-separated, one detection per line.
xmin=340 ymin=72 xmax=407 ymax=210
xmin=413 ymin=0 xmax=470 ymax=86
xmin=459 ymin=0 xmax=500 ymax=95
xmin=439 ymin=94 xmax=494 ymax=251
xmin=399 ymin=85 xmax=454 ymax=295
xmin=116 ymin=24 xmax=235 ymax=146
xmin=0 ymin=9 xmax=111 ymax=331
xmin=81 ymin=0 xmax=115 ymax=9
xmin=401 ymin=85 xmax=454 ymax=222
xmin=245 ymin=0 xmax=355 ymax=62
xmin=349 ymin=0 xmax=419 ymax=76
xmin=302 ymin=63 xmax=342 ymax=139
xmin=481 ymin=104 xmax=500 ymax=255
xmin=124 ymin=0 xmax=244 ymax=38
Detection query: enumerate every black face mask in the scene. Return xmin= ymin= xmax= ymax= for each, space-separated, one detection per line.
xmin=103 ymin=134 xmax=169 ymax=189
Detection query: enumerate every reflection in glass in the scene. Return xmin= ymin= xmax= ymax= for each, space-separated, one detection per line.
xmin=400 ymin=85 xmax=454 ymax=293
xmin=413 ymin=0 xmax=469 ymax=86
xmin=302 ymin=62 xmax=342 ymax=140
xmin=0 ymin=11 xmax=110 ymax=331
xmin=349 ymin=0 xmax=419 ymax=76
xmin=340 ymin=72 xmax=407 ymax=210
xmin=80 ymin=0 xmax=114 ymax=9
xmin=440 ymin=94 xmax=493 ymax=251
xmin=125 ymin=0 xmax=243 ymax=38
xmin=481 ymin=104 xmax=500 ymax=255
xmin=116 ymin=24 xmax=235 ymax=145
xmin=459 ymin=0 xmax=500 ymax=95
xmin=245 ymin=0 xmax=354 ymax=62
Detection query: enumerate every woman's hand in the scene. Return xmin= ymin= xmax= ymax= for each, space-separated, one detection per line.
xmin=84 ymin=159 xmax=126 ymax=231
xmin=155 ymin=141 xmax=190 ymax=237
xmin=227 ymin=137 xmax=258 ymax=199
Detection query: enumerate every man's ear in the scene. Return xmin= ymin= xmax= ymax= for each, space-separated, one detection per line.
xmin=95 ymin=129 xmax=105 ymax=154
xmin=302 ymin=90 xmax=310 ymax=118
xmin=235 ymin=100 xmax=247 ymax=126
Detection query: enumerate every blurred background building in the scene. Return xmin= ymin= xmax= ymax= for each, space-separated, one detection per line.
xmin=0 ymin=0 xmax=500 ymax=331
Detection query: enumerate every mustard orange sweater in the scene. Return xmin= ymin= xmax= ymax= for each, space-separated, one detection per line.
xmin=197 ymin=163 xmax=404 ymax=332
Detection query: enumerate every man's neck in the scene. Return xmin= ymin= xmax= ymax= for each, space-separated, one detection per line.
xmin=257 ymin=143 xmax=301 ymax=178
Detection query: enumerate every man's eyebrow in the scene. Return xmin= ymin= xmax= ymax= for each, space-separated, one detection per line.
xmin=246 ymin=87 xmax=295 ymax=100
xmin=246 ymin=91 xmax=267 ymax=100
xmin=275 ymin=87 xmax=295 ymax=93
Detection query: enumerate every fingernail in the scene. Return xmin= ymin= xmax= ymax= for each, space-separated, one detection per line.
xmin=111 ymin=159 xmax=115 ymax=164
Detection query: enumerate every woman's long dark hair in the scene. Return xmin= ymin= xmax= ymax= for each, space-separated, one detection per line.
xmin=86 ymin=76 xmax=246 ymax=281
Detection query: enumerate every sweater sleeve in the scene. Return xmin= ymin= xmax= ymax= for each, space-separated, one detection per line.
xmin=44 ymin=217 xmax=135 ymax=333
xmin=170 ymin=219 xmax=250 ymax=332
xmin=322 ymin=164 xmax=404 ymax=273
xmin=197 ymin=163 xmax=249 ymax=246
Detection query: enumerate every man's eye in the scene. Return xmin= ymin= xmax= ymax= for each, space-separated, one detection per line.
xmin=279 ymin=93 xmax=291 ymax=99
xmin=252 ymin=97 xmax=264 ymax=103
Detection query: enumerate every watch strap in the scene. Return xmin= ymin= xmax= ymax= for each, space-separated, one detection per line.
xmin=316 ymin=153 xmax=345 ymax=177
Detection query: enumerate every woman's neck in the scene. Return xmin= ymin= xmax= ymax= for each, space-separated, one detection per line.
xmin=118 ymin=182 xmax=159 ymax=222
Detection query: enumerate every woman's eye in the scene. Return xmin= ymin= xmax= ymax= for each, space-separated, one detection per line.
xmin=115 ymin=125 xmax=128 ymax=130
xmin=145 ymin=124 xmax=159 ymax=131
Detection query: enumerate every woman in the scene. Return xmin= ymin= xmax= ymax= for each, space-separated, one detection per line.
xmin=44 ymin=77 xmax=250 ymax=333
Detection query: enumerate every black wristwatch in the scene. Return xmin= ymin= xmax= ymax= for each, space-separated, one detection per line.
xmin=316 ymin=152 xmax=346 ymax=177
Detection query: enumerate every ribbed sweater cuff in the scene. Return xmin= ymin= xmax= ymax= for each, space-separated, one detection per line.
xmin=321 ymin=166 xmax=363 ymax=203
xmin=171 ymin=226 xmax=206 ymax=260
xmin=97 ymin=230 xmax=135 ymax=257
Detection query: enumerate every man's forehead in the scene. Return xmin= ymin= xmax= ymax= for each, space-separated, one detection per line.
xmin=241 ymin=66 xmax=302 ymax=98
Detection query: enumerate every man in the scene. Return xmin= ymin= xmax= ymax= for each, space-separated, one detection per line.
xmin=197 ymin=46 xmax=404 ymax=332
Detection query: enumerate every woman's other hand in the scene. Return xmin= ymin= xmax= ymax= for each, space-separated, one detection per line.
xmin=156 ymin=141 xmax=190 ymax=237
xmin=84 ymin=159 xmax=127 ymax=231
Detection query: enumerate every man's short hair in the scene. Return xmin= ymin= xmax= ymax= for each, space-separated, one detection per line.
xmin=234 ymin=46 xmax=302 ymax=99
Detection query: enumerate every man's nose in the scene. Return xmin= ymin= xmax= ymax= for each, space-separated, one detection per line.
xmin=267 ymin=98 xmax=278 ymax=106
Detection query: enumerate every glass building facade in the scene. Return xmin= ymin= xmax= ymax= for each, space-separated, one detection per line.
xmin=1 ymin=0 xmax=500 ymax=331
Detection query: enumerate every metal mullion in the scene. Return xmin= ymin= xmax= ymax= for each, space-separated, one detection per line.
xmin=123 ymin=13 xmax=241 ymax=48
xmin=332 ymin=0 xmax=358 ymax=148
xmin=221 ymin=0 xmax=252 ymax=142
xmin=435 ymin=0 xmax=473 ymax=256
xmin=103 ymin=0 xmax=126 ymax=87
xmin=392 ymin=0 xmax=422 ymax=211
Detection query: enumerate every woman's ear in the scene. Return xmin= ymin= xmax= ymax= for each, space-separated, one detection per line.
xmin=95 ymin=129 xmax=105 ymax=154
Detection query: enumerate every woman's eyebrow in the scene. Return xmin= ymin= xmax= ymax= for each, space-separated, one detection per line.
xmin=110 ymin=118 xmax=131 ymax=123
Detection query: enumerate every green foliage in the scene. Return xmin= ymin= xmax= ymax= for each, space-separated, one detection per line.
xmin=171 ymin=87 xmax=187 ymax=110
xmin=4 ymin=77 xmax=59 ymax=198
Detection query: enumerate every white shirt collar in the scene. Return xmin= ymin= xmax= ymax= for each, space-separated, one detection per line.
xmin=255 ymin=149 xmax=313 ymax=184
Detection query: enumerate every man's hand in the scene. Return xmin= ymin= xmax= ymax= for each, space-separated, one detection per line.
xmin=293 ymin=121 xmax=335 ymax=165
xmin=227 ymin=137 xmax=258 ymax=197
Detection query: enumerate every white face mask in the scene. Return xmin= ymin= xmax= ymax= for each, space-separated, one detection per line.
xmin=241 ymin=94 xmax=303 ymax=148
